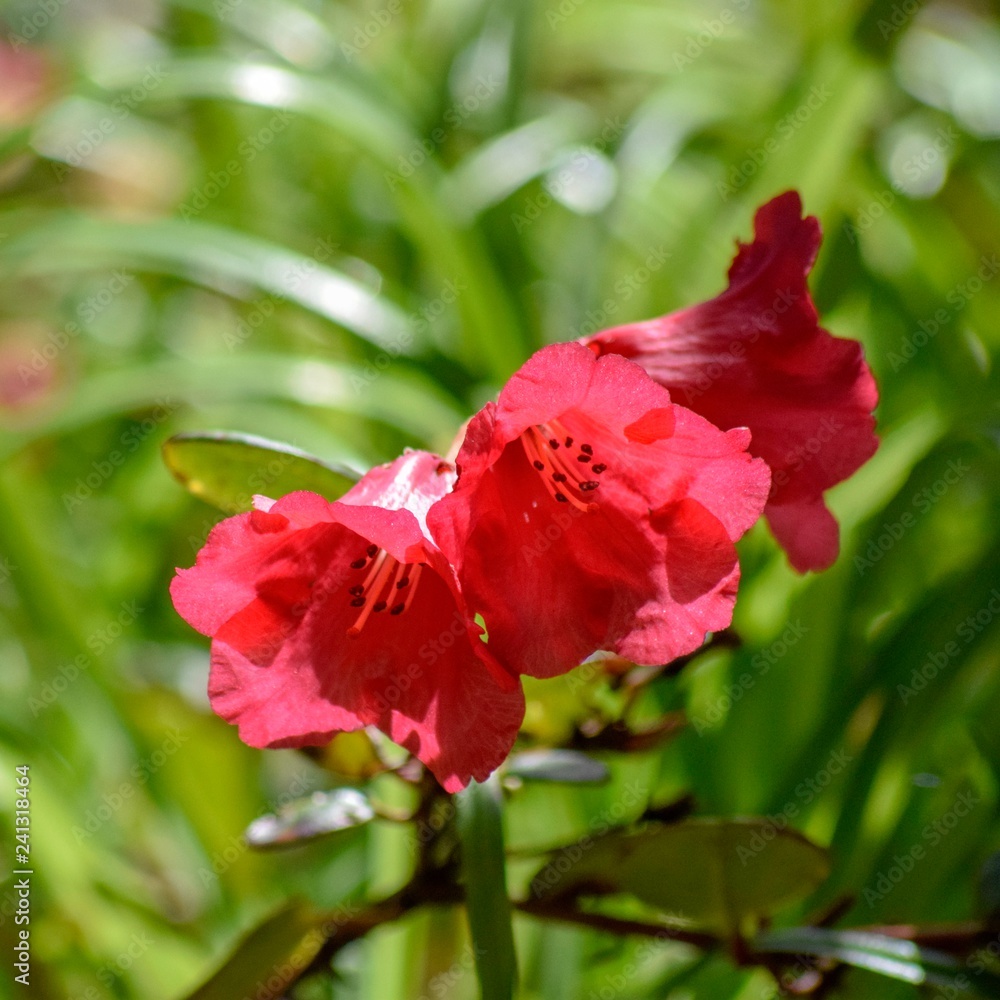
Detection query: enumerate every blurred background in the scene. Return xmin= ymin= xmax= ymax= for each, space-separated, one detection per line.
xmin=1 ymin=0 xmax=1000 ymax=997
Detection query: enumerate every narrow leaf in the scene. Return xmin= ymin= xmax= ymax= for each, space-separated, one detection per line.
xmin=755 ymin=927 xmax=1000 ymax=997
xmin=457 ymin=776 xmax=518 ymax=1000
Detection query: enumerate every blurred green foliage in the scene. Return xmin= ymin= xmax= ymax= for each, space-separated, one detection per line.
xmin=1 ymin=0 xmax=999 ymax=997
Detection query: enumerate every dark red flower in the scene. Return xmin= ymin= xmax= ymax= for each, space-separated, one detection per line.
xmin=170 ymin=451 xmax=524 ymax=793
xmin=583 ymin=191 xmax=878 ymax=572
xmin=428 ymin=342 xmax=770 ymax=679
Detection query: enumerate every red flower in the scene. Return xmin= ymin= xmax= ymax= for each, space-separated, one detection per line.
xmin=170 ymin=451 xmax=524 ymax=793
xmin=583 ymin=191 xmax=878 ymax=572
xmin=429 ymin=342 xmax=770 ymax=679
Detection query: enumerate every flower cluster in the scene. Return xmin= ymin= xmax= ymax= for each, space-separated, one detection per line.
xmin=171 ymin=191 xmax=878 ymax=791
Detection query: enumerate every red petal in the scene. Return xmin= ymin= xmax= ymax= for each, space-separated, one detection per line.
xmin=431 ymin=344 xmax=769 ymax=678
xmin=584 ymin=191 xmax=878 ymax=572
xmin=173 ymin=455 xmax=524 ymax=791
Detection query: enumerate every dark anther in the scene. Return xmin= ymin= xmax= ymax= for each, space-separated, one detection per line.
xmin=577 ymin=454 xmax=591 ymax=463
xmin=350 ymin=597 xmax=366 ymax=607
xmin=552 ymin=472 xmax=567 ymax=483
xmin=564 ymin=436 xmax=574 ymax=447
xmin=366 ymin=544 xmax=379 ymax=557
xmin=390 ymin=603 xmax=406 ymax=615
xmin=549 ymin=438 xmax=559 ymax=449
xmin=396 ymin=577 xmax=410 ymax=589
xmin=533 ymin=459 xmax=545 ymax=470
xmin=350 ymin=558 xmax=367 ymax=569
xmin=374 ymin=601 xmax=387 ymax=612
xmin=348 ymin=585 xmax=364 ymax=596
xmin=580 ymin=443 xmax=593 ymax=455
xmin=580 ymin=481 xmax=600 ymax=491
xmin=592 ymin=463 xmax=607 ymax=474
xmin=554 ymin=492 xmax=568 ymax=502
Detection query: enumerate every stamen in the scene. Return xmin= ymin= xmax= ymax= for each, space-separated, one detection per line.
xmin=548 ymin=438 xmax=559 ymax=449
xmin=577 ymin=454 xmax=591 ymax=463
xmin=359 ymin=550 xmax=390 ymax=592
xmin=366 ymin=544 xmax=378 ymax=557
xmin=580 ymin=443 xmax=593 ymax=455
xmin=564 ymin=436 xmax=573 ymax=447
xmin=592 ymin=463 xmax=606 ymax=474
xmin=520 ymin=427 xmax=597 ymax=514
xmin=349 ymin=558 xmax=366 ymax=569
xmin=347 ymin=551 xmax=396 ymax=637
xmin=399 ymin=564 xmax=424 ymax=614
xmin=347 ymin=555 xmax=425 ymax=636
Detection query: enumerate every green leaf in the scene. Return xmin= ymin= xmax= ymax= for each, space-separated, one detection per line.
xmin=162 ymin=431 xmax=361 ymax=513
xmin=0 ymin=214 xmax=415 ymax=352
xmin=506 ymin=750 xmax=611 ymax=785
xmin=457 ymin=776 xmax=518 ymax=1000
xmin=183 ymin=902 xmax=326 ymax=1000
xmin=529 ymin=818 xmax=830 ymax=936
xmin=754 ymin=927 xmax=1000 ymax=997
xmin=246 ymin=788 xmax=375 ymax=850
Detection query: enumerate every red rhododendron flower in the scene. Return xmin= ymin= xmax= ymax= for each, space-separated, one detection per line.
xmin=583 ymin=191 xmax=878 ymax=572
xmin=170 ymin=451 xmax=524 ymax=793
xmin=429 ymin=342 xmax=771 ymax=678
